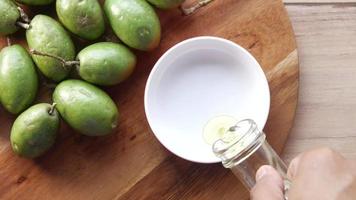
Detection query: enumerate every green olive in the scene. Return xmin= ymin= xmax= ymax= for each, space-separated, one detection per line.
xmin=0 ymin=45 xmax=38 ymax=114
xmin=26 ymin=15 xmax=76 ymax=82
xmin=53 ymin=80 xmax=119 ymax=136
xmin=10 ymin=103 xmax=59 ymax=158
xmin=56 ymin=0 xmax=105 ymax=40
xmin=16 ymin=0 xmax=54 ymax=6
xmin=0 ymin=0 xmax=20 ymax=36
xmin=77 ymin=42 xmax=136 ymax=86
xmin=104 ymin=0 xmax=161 ymax=51
xmin=147 ymin=0 xmax=185 ymax=9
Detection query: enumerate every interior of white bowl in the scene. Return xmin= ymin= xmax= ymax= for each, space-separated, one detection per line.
xmin=144 ymin=36 xmax=270 ymax=163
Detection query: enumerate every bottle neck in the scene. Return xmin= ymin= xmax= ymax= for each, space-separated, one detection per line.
xmin=212 ymin=119 xmax=266 ymax=168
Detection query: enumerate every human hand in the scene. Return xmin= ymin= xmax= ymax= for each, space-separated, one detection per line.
xmin=250 ymin=148 xmax=356 ymax=200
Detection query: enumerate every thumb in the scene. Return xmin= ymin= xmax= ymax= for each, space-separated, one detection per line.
xmin=250 ymin=165 xmax=285 ymax=200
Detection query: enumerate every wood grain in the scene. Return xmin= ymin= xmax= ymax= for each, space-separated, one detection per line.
xmin=283 ymin=2 xmax=356 ymax=162
xmin=285 ymin=0 xmax=356 ymax=3
xmin=0 ymin=0 xmax=298 ymax=199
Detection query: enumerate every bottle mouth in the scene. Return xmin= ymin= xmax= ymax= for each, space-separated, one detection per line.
xmin=212 ymin=119 xmax=265 ymax=168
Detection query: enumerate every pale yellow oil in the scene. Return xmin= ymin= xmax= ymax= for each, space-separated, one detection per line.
xmin=210 ymin=119 xmax=261 ymax=161
xmin=202 ymin=115 xmax=238 ymax=145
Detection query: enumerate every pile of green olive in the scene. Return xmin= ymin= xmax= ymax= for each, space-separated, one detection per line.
xmin=0 ymin=0 xmax=214 ymax=158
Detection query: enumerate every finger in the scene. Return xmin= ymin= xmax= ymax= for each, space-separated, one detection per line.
xmin=348 ymin=160 xmax=356 ymax=172
xmin=288 ymin=147 xmax=341 ymax=179
xmin=250 ymin=165 xmax=284 ymax=200
xmin=287 ymin=154 xmax=302 ymax=179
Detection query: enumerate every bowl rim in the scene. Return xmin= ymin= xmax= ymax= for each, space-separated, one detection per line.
xmin=144 ymin=36 xmax=270 ymax=163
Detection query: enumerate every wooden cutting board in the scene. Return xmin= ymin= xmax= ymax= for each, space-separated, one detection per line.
xmin=0 ymin=0 xmax=299 ymax=199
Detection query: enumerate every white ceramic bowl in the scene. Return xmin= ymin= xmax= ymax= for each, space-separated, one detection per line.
xmin=144 ymin=36 xmax=270 ymax=163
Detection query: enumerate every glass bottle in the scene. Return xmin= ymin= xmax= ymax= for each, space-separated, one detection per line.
xmin=212 ymin=119 xmax=291 ymax=199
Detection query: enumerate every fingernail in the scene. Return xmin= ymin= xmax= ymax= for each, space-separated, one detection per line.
xmin=256 ymin=166 xmax=268 ymax=181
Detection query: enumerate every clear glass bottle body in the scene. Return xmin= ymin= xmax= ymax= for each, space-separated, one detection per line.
xmin=213 ymin=119 xmax=290 ymax=197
